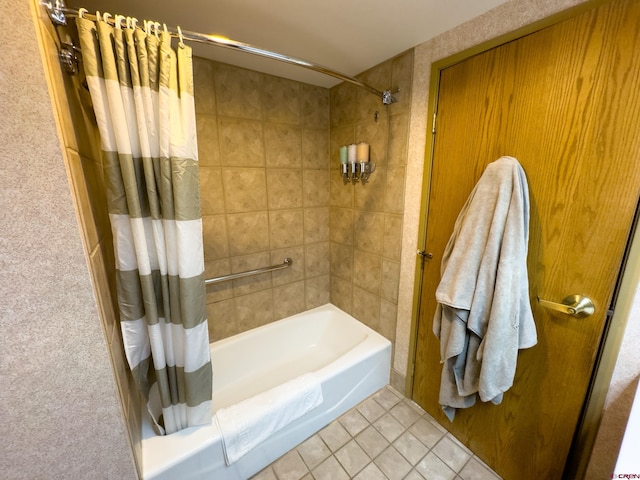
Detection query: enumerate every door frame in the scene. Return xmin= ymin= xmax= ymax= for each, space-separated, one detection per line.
xmin=405 ymin=0 xmax=640 ymax=477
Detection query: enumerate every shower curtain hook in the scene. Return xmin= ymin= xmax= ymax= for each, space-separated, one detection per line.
xmin=131 ymin=17 xmax=138 ymax=31
xmin=77 ymin=7 xmax=87 ymax=19
xmin=177 ymin=26 xmax=185 ymax=48
xmin=154 ymin=22 xmax=161 ymax=39
xmin=96 ymin=11 xmax=100 ymax=22
xmin=163 ymin=23 xmax=168 ymax=34
xmin=102 ymin=12 xmax=112 ymax=24
xmin=115 ymin=14 xmax=125 ymax=29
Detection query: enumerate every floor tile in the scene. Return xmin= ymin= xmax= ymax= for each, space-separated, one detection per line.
xmin=459 ymin=457 xmax=503 ymax=480
xmin=408 ymin=417 xmax=446 ymax=448
xmin=257 ymin=386 xmax=503 ymax=480
xmin=319 ymin=421 xmax=351 ymax=452
xmin=374 ymin=445 xmax=412 ymax=480
xmin=373 ymin=412 xmax=405 ymax=442
xmin=392 ymin=430 xmax=428 ymax=466
xmin=339 ymin=409 xmax=370 ymax=437
xmin=335 ymin=440 xmax=370 ymax=477
xmin=296 ymin=434 xmax=331 ymax=470
xmin=353 ymin=462 xmax=388 ymax=480
xmin=355 ymin=425 xmax=390 ymax=458
xmin=271 ymin=450 xmax=309 ymax=480
xmin=312 ymin=455 xmax=349 ymax=480
xmin=372 ymin=386 xmax=403 ymax=410
xmin=389 ymin=401 xmax=422 ymax=428
xmin=357 ymin=396 xmax=386 ymax=423
xmin=432 ymin=435 xmax=472 ymax=472
xmin=415 ymin=451 xmax=457 ymax=480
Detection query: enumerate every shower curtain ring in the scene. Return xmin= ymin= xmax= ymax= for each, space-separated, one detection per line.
xmin=177 ymin=26 xmax=185 ymax=48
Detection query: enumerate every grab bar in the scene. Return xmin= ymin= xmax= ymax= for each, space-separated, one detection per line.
xmin=205 ymin=258 xmax=293 ymax=285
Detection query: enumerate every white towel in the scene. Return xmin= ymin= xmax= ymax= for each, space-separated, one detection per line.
xmin=214 ymin=373 xmax=323 ymax=465
xmin=433 ymin=156 xmax=538 ymax=421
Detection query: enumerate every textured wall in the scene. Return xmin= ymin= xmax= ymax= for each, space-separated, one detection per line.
xmin=193 ymin=58 xmax=332 ymax=340
xmin=328 ymin=51 xmax=413 ymax=383
xmin=0 ymin=0 xmax=137 ymax=478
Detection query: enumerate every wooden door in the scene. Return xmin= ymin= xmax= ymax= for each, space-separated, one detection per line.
xmin=412 ymin=1 xmax=640 ymax=479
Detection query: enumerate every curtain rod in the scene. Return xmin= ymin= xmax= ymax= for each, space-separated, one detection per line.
xmin=43 ymin=1 xmax=397 ymax=105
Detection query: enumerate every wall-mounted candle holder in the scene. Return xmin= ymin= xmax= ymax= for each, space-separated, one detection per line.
xmin=340 ymin=142 xmax=375 ymax=183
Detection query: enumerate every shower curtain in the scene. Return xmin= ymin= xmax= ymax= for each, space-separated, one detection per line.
xmin=77 ymin=17 xmax=212 ymax=435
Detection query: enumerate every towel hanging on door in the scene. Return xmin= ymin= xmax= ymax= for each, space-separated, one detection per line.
xmin=433 ymin=156 xmax=538 ymax=421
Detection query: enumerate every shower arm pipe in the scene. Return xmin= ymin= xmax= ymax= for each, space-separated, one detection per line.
xmin=205 ymin=258 xmax=293 ymax=285
xmin=44 ymin=2 xmax=397 ymax=105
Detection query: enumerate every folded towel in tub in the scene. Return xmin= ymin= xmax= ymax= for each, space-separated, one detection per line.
xmin=214 ymin=373 xmax=323 ymax=465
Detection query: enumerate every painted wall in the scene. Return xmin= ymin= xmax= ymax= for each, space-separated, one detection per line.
xmin=1 ymin=0 xmax=137 ymax=478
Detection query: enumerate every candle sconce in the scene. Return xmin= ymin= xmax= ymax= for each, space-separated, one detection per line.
xmin=340 ymin=142 xmax=375 ymax=183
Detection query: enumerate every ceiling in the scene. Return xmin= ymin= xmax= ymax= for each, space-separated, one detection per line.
xmin=66 ymin=0 xmax=508 ymax=88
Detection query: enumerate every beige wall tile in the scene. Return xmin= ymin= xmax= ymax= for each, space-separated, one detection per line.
xmin=226 ymin=212 xmax=269 ymax=256
xmin=269 ymin=209 xmax=304 ymax=249
xmin=273 ymin=281 xmax=306 ymax=320
xmin=302 ymin=128 xmax=330 ymax=169
xmin=353 ymin=211 xmax=385 ymax=255
xmin=330 ymin=82 xmax=358 ymax=128
xmin=219 ymin=117 xmax=265 ymax=167
xmin=263 ymin=76 xmax=301 ymax=125
xmin=267 ymin=169 xmax=303 ymax=210
xmin=303 ymin=169 xmax=330 ymax=207
xmin=271 ymin=245 xmax=305 ymax=287
xmin=214 ymin=63 xmax=262 ymax=119
xmin=236 ymin=289 xmax=274 ymax=331
xmin=305 ymin=242 xmax=330 ymax=278
xmin=304 ymin=207 xmax=330 ymax=244
xmin=388 ymin=113 xmax=410 ymax=166
xmin=390 ymin=50 xmax=414 ymax=116
xmin=331 ymin=275 xmax=353 ymax=314
xmin=196 ymin=114 xmax=221 ymax=167
xmin=231 ymin=252 xmax=273 ymax=296
xmin=352 ymin=286 xmax=381 ymax=331
xmin=199 ymin=167 xmax=225 ymax=215
xmin=330 ymin=172 xmax=354 ymax=208
xmin=385 ymin=166 xmax=406 ymax=214
xmin=329 ymin=207 xmax=353 ymax=245
xmin=383 ymin=214 xmax=404 ymax=261
xmin=193 ymin=57 xmax=216 ymax=115
xmin=380 ymin=299 xmax=398 ymax=342
xmin=381 ymin=259 xmax=401 ymax=304
xmin=301 ymin=84 xmax=330 ymax=127
xmin=204 ymin=258 xmax=234 ymax=303
xmin=202 ymin=214 xmax=230 ymax=260
xmin=354 ymin=168 xmax=387 ymax=212
xmin=330 ymin=242 xmax=353 ymax=282
xmin=353 ymin=250 xmax=382 ymax=295
xmin=356 ymin=115 xmax=389 ymax=167
xmin=222 ymin=168 xmax=268 ymax=213
xmin=306 ymin=275 xmax=331 ymax=309
xmin=207 ymin=298 xmax=238 ymax=341
xmin=264 ymin=123 xmax=303 ymax=168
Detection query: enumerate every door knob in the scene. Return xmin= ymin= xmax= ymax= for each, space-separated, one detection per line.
xmin=537 ymin=295 xmax=595 ymax=318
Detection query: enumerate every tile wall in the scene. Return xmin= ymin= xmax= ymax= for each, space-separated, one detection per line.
xmin=329 ymin=51 xmax=414 ymax=359
xmin=193 ymin=58 xmax=333 ymax=341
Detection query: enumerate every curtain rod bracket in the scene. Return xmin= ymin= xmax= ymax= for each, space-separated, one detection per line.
xmin=44 ymin=0 xmax=68 ymax=26
xmin=382 ymin=90 xmax=398 ymax=105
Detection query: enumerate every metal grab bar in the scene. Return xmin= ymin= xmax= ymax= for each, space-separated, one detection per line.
xmin=205 ymin=258 xmax=293 ymax=285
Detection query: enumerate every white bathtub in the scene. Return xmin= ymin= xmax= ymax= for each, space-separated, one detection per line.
xmin=141 ymin=303 xmax=392 ymax=480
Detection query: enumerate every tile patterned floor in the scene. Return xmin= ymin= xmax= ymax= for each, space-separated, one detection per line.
xmin=251 ymin=385 xmax=502 ymax=480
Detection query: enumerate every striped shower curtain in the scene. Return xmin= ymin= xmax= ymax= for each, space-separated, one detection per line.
xmin=77 ymin=17 xmax=212 ymax=434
